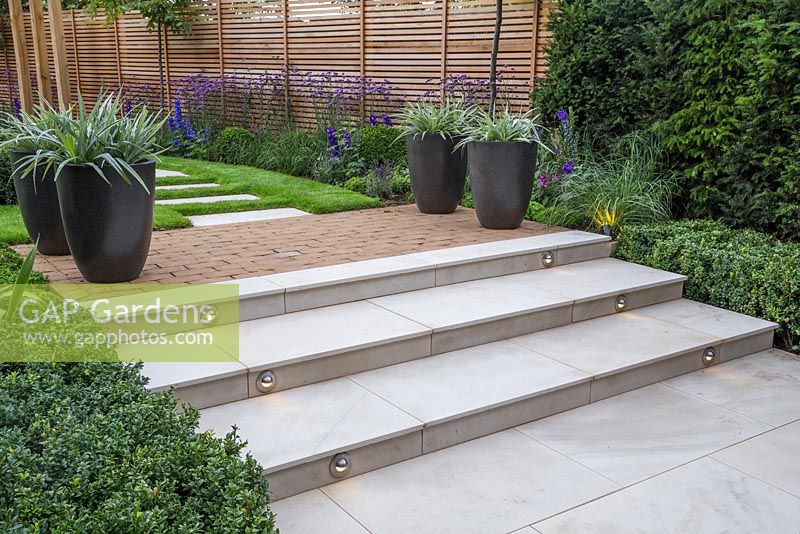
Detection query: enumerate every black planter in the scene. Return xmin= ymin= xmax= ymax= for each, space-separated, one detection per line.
xmin=406 ymin=133 xmax=467 ymax=214
xmin=10 ymin=152 xmax=70 ymax=255
xmin=467 ymin=141 xmax=538 ymax=229
xmin=56 ymin=160 xmax=156 ymax=283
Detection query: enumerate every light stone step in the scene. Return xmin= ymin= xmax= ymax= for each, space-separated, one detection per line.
xmin=146 ymin=257 xmax=684 ymax=408
xmin=197 ymin=298 xmax=777 ymax=499
xmin=156 ymin=183 xmax=220 ymax=191
xmin=157 ymin=231 xmax=612 ymax=325
xmin=155 ymin=193 xmax=259 ymax=205
xmin=188 ymin=208 xmax=309 ymax=227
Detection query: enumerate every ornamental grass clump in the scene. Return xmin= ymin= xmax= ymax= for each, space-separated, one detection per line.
xmin=395 ymin=99 xmax=473 ymax=140
xmin=551 ymin=132 xmax=677 ymax=235
xmin=1 ymin=91 xmax=166 ymax=193
xmin=456 ymin=106 xmax=548 ymax=147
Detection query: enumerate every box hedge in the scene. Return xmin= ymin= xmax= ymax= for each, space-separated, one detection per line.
xmin=0 ymin=248 xmax=277 ymax=532
xmin=615 ymin=219 xmax=798 ymax=351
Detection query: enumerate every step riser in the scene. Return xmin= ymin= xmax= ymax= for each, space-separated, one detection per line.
xmin=267 ymin=431 xmax=422 ymax=501
xmin=233 ymin=239 xmax=612 ymax=321
xmin=168 ymin=280 xmax=684 ymax=409
xmin=432 ymin=241 xmax=613 ymax=286
xmin=246 ymin=336 xmax=432 ymax=395
xmin=264 ymin=330 xmax=773 ymax=500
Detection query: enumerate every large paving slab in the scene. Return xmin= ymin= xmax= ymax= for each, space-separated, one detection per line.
xmin=352 ymin=341 xmax=589 ymax=425
xmin=236 ymin=300 xmax=431 ymax=373
xmin=506 ymin=258 xmax=685 ymax=320
xmin=270 ymin=490 xmax=368 ymax=534
xmin=634 ymin=298 xmax=777 ymax=360
xmin=188 ymin=208 xmax=310 ymax=227
xmin=665 ymin=349 xmax=800 ymax=426
xmin=199 ymin=377 xmax=422 ymax=473
xmin=534 ymin=458 xmax=800 ymax=534
xmin=351 ymin=341 xmax=590 ymax=451
xmin=517 ymin=383 xmax=770 ymax=485
xmin=155 ymin=193 xmax=259 ymax=205
xmin=265 ymin=254 xmax=435 ymax=312
xmin=509 ymin=309 xmax=718 ymax=379
xmin=320 ymin=430 xmax=619 ymax=534
xmin=713 ymin=421 xmax=800 ymax=498
xmin=370 ymin=276 xmax=568 ymax=332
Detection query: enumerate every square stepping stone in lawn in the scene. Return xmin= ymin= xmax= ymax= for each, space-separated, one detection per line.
xmin=188 ymin=208 xmax=309 ymax=226
xmin=155 ymin=169 xmax=188 ymax=178
xmin=155 ymin=194 xmax=259 ymax=205
xmin=156 ymin=183 xmax=220 ymax=191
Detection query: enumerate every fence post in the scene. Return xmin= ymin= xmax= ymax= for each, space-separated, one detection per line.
xmin=359 ymin=0 xmax=365 ymax=123
xmin=48 ymin=0 xmax=71 ymax=110
xmin=113 ymin=17 xmax=122 ymax=88
xmin=530 ymin=0 xmax=539 ymax=87
xmin=216 ymin=0 xmax=226 ymax=117
xmin=70 ymin=10 xmax=82 ymax=98
xmin=164 ymin=30 xmax=171 ymax=108
xmin=29 ymin=0 xmax=52 ymax=106
xmin=440 ymin=0 xmax=448 ymax=102
xmin=7 ymin=0 xmax=32 ymax=113
xmin=282 ymin=0 xmax=289 ymax=124
xmin=0 ymin=17 xmax=12 ymax=110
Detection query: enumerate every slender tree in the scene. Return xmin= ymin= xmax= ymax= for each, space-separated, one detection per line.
xmin=488 ymin=0 xmax=502 ymax=114
xmin=80 ymin=0 xmax=194 ymax=109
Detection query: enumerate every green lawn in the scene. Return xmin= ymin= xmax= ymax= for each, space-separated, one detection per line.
xmin=0 ymin=157 xmax=381 ymax=245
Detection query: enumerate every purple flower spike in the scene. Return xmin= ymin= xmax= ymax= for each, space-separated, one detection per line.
xmin=538 ymin=174 xmax=549 ymax=188
xmin=341 ymin=130 xmax=351 ymax=149
xmin=556 ymin=109 xmax=568 ymax=122
xmin=369 ymin=114 xmax=378 ymax=126
xmin=562 ymin=160 xmax=575 ymax=174
xmin=382 ymin=113 xmax=393 ymax=127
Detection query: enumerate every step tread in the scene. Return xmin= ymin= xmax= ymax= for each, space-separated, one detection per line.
xmin=198 ymin=299 xmax=770 ymax=476
xmin=509 ymin=310 xmax=720 ymax=378
xmin=631 ymin=298 xmax=777 ymax=341
xmin=369 ymin=275 xmax=569 ymax=331
xmin=351 ymin=340 xmax=590 ymax=425
xmin=369 ymin=258 xmax=682 ymax=331
xmin=236 ymin=300 xmax=431 ymax=372
xmin=506 ymin=257 xmax=685 ymax=302
xmin=198 ymin=377 xmax=422 ymax=473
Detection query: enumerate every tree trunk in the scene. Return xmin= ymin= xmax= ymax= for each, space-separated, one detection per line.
xmin=489 ymin=0 xmax=503 ymax=115
xmin=157 ymin=23 xmax=165 ymax=109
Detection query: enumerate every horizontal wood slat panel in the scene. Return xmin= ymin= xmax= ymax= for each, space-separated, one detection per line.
xmin=0 ymin=0 xmax=553 ymax=128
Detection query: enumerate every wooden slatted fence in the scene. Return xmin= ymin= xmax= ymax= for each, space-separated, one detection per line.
xmin=0 ymin=0 xmax=554 ymax=128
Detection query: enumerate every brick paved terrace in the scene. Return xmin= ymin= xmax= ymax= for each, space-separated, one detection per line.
xmin=18 ymin=205 xmax=564 ymax=284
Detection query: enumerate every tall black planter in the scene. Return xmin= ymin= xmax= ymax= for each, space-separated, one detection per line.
xmin=56 ymin=160 xmax=156 ymax=283
xmin=10 ymin=152 xmax=70 ymax=255
xmin=406 ymin=133 xmax=467 ymax=214
xmin=467 ymin=141 xmax=538 ymax=229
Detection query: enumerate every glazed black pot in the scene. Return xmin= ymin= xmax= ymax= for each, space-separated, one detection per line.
xmin=406 ymin=133 xmax=467 ymax=214
xmin=467 ymin=141 xmax=538 ymax=229
xmin=10 ymin=151 xmax=70 ymax=255
xmin=56 ymin=160 xmax=156 ymax=283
